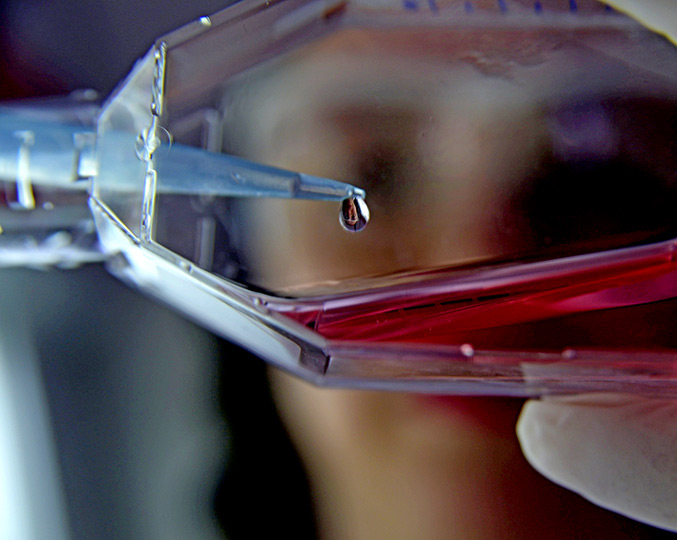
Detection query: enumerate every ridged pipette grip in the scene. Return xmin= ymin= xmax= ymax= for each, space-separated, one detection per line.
xmin=0 ymin=96 xmax=103 ymax=268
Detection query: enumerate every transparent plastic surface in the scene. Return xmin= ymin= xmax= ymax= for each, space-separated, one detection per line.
xmin=95 ymin=50 xmax=156 ymax=237
xmin=136 ymin=0 xmax=677 ymax=395
xmin=154 ymin=0 xmax=677 ymax=296
xmin=4 ymin=0 xmax=677 ymax=395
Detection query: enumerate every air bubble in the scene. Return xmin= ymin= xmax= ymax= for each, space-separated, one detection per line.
xmin=339 ymin=195 xmax=370 ymax=232
xmin=135 ymin=131 xmax=149 ymax=160
xmin=460 ymin=343 xmax=474 ymax=358
xmin=253 ymin=297 xmax=270 ymax=314
xmin=199 ymin=16 xmax=212 ymax=26
xmin=135 ymin=126 xmax=172 ymax=160
xmin=562 ymin=349 xmax=577 ymax=360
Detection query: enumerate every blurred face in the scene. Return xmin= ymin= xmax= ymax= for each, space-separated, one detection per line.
xmin=228 ymin=40 xmax=548 ymax=294
xmin=223 ymin=28 xmax=673 ymax=539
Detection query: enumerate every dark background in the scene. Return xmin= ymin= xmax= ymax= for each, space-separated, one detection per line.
xmin=0 ymin=2 xmax=317 ymax=539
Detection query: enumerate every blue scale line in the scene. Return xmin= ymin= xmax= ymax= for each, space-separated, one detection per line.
xmin=428 ymin=0 xmax=439 ymax=14
xmin=497 ymin=0 xmax=508 ymax=13
xmin=403 ymin=0 xmax=418 ymax=11
xmin=534 ymin=0 xmax=542 ymax=13
xmin=464 ymin=1 xmax=474 ymax=13
xmin=569 ymin=0 xmax=578 ymax=12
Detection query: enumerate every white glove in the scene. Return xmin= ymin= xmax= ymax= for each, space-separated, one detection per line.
xmin=517 ymin=394 xmax=677 ymax=531
xmin=602 ymin=0 xmax=677 ymax=46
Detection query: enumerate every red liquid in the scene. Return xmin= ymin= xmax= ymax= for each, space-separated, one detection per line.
xmin=280 ymin=242 xmax=677 ymax=354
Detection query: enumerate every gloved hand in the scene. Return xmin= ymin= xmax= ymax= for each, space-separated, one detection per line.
xmin=601 ymin=0 xmax=677 ymax=46
xmin=517 ymin=394 xmax=677 ymax=531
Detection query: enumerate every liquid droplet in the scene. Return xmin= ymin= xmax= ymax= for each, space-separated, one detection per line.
xmin=339 ymin=195 xmax=370 ymax=232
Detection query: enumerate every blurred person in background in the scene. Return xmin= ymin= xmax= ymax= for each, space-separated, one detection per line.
xmin=1 ymin=1 xmax=676 ymax=540
xmin=223 ymin=7 xmax=677 ymax=536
